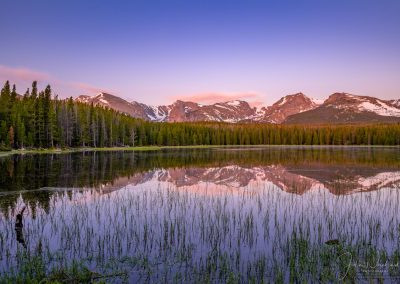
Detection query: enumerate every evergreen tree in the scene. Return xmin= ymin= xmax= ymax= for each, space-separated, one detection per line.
xmin=0 ymin=80 xmax=399 ymax=150
xmin=0 ymin=81 xmax=11 ymax=123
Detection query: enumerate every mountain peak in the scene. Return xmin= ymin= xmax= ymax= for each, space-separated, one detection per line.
xmin=258 ymin=93 xmax=318 ymax=123
xmin=76 ymin=95 xmax=91 ymax=102
xmin=325 ymin=92 xmax=360 ymax=104
xmin=290 ymin=92 xmax=306 ymax=97
xmin=219 ymin=100 xmax=249 ymax=107
xmin=285 ymin=93 xmax=400 ymax=124
xmin=74 ymin=92 xmax=400 ymax=124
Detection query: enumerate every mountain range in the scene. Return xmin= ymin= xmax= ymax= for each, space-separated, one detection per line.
xmin=76 ymin=92 xmax=400 ymax=124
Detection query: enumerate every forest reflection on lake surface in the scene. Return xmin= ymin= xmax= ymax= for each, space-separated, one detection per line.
xmin=0 ymin=147 xmax=400 ymax=282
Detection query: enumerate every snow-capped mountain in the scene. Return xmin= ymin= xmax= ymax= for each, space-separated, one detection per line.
xmin=256 ymin=93 xmax=320 ymax=123
xmin=285 ymin=93 xmax=400 ymax=124
xmin=324 ymin=93 xmax=400 ymax=116
xmin=166 ymin=100 xmax=257 ymax=122
xmin=75 ymin=92 xmax=319 ymax=123
xmin=76 ymin=93 xmax=151 ymax=120
xmin=75 ymin=92 xmax=400 ymax=124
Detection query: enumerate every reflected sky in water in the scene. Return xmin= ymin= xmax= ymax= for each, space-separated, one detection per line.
xmin=0 ymin=147 xmax=399 ymax=282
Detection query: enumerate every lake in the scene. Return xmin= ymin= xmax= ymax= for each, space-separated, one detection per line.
xmin=0 ymin=146 xmax=399 ymax=282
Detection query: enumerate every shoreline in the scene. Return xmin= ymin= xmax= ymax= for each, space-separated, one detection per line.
xmin=0 ymin=144 xmax=399 ymax=157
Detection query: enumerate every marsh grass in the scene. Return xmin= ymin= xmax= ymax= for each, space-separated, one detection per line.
xmin=1 ymin=173 xmax=399 ymax=283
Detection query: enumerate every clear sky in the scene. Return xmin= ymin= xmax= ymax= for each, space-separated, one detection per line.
xmin=1 ymin=0 xmax=399 ymax=106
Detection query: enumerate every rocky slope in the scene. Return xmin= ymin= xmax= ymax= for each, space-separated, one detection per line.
xmin=76 ymin=93 xmax=150 ymax=120
xmin=75 ymin=92 xmax=318 ymax=123
xmin=75 ymin=92 xmax=400 ymax=124
xmin=284 ymin=93 xmax=400 ymax=124
xmin=256 ymin=93 xmax=320 ymax=123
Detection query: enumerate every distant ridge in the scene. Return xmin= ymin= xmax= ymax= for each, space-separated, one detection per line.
xmin=285 ymin=93 xmax=400 ymax=124
xmin=76 ymin=92 xmax=400 ymax=124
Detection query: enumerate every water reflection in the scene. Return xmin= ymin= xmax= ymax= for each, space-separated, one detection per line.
xmin=0 ymin=147 xmax=399 ymax=282
xmin=15 ymin=206 xmax=27 ymax=249
xmin=126 ymin=165 xmax=400 ymax=195
xmin=0 ymin=147 xmax=399 ymax=211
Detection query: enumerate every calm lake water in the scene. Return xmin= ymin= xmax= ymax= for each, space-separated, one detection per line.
xmin=1 ymin=147 xmax=400 ymax=282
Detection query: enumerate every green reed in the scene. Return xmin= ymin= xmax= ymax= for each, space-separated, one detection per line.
xmin=0 ymin=174 xmax=399 ymax=282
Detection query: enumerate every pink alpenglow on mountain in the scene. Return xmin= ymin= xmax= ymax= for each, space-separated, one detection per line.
xmin=76 ymin=92 xmax=400 ymax=124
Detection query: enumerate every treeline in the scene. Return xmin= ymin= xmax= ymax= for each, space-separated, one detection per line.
xmin=135 ymin=121 xmax=400 ymax=146
xmin=0 ymin=81 xmax=138 ymax=149
xmin=0 ymin=81 xmax=400 ymax=149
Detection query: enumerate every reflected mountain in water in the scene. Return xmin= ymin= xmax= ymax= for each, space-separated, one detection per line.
xmin=103 ymin=164 xmax=400 ymax=196
xmin=0 ymin=147 xmax=399 ymax=211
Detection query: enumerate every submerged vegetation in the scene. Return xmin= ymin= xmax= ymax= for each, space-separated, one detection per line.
xmin=1 ymin=81 xmax=400 ymax=150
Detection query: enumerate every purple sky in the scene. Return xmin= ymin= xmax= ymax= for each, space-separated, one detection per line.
xmin=1 ymin=0 xmax=399 ymax=106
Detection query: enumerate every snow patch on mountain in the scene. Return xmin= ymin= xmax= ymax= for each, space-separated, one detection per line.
xmin=76 ymin=92 xmax=400 ymax=123
xmin=226 ymin=100 xmax=241 ymax=107
xmin=146 ymin=106 xmax=168 ymax=121
xmin=278 ymin=97 xmax=287 ymax=106
xmin=310 ymin=98 xmax=324 ymax=105
xmin=391 ymin=99 xmax=400 ymax=107
xmin=99 ymin=98 xmax=109 ymax=105
xmin=214 ymin=104 xmax=232 ymax=111
xmin=359 ymin=101 xmax=400 ymax=117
